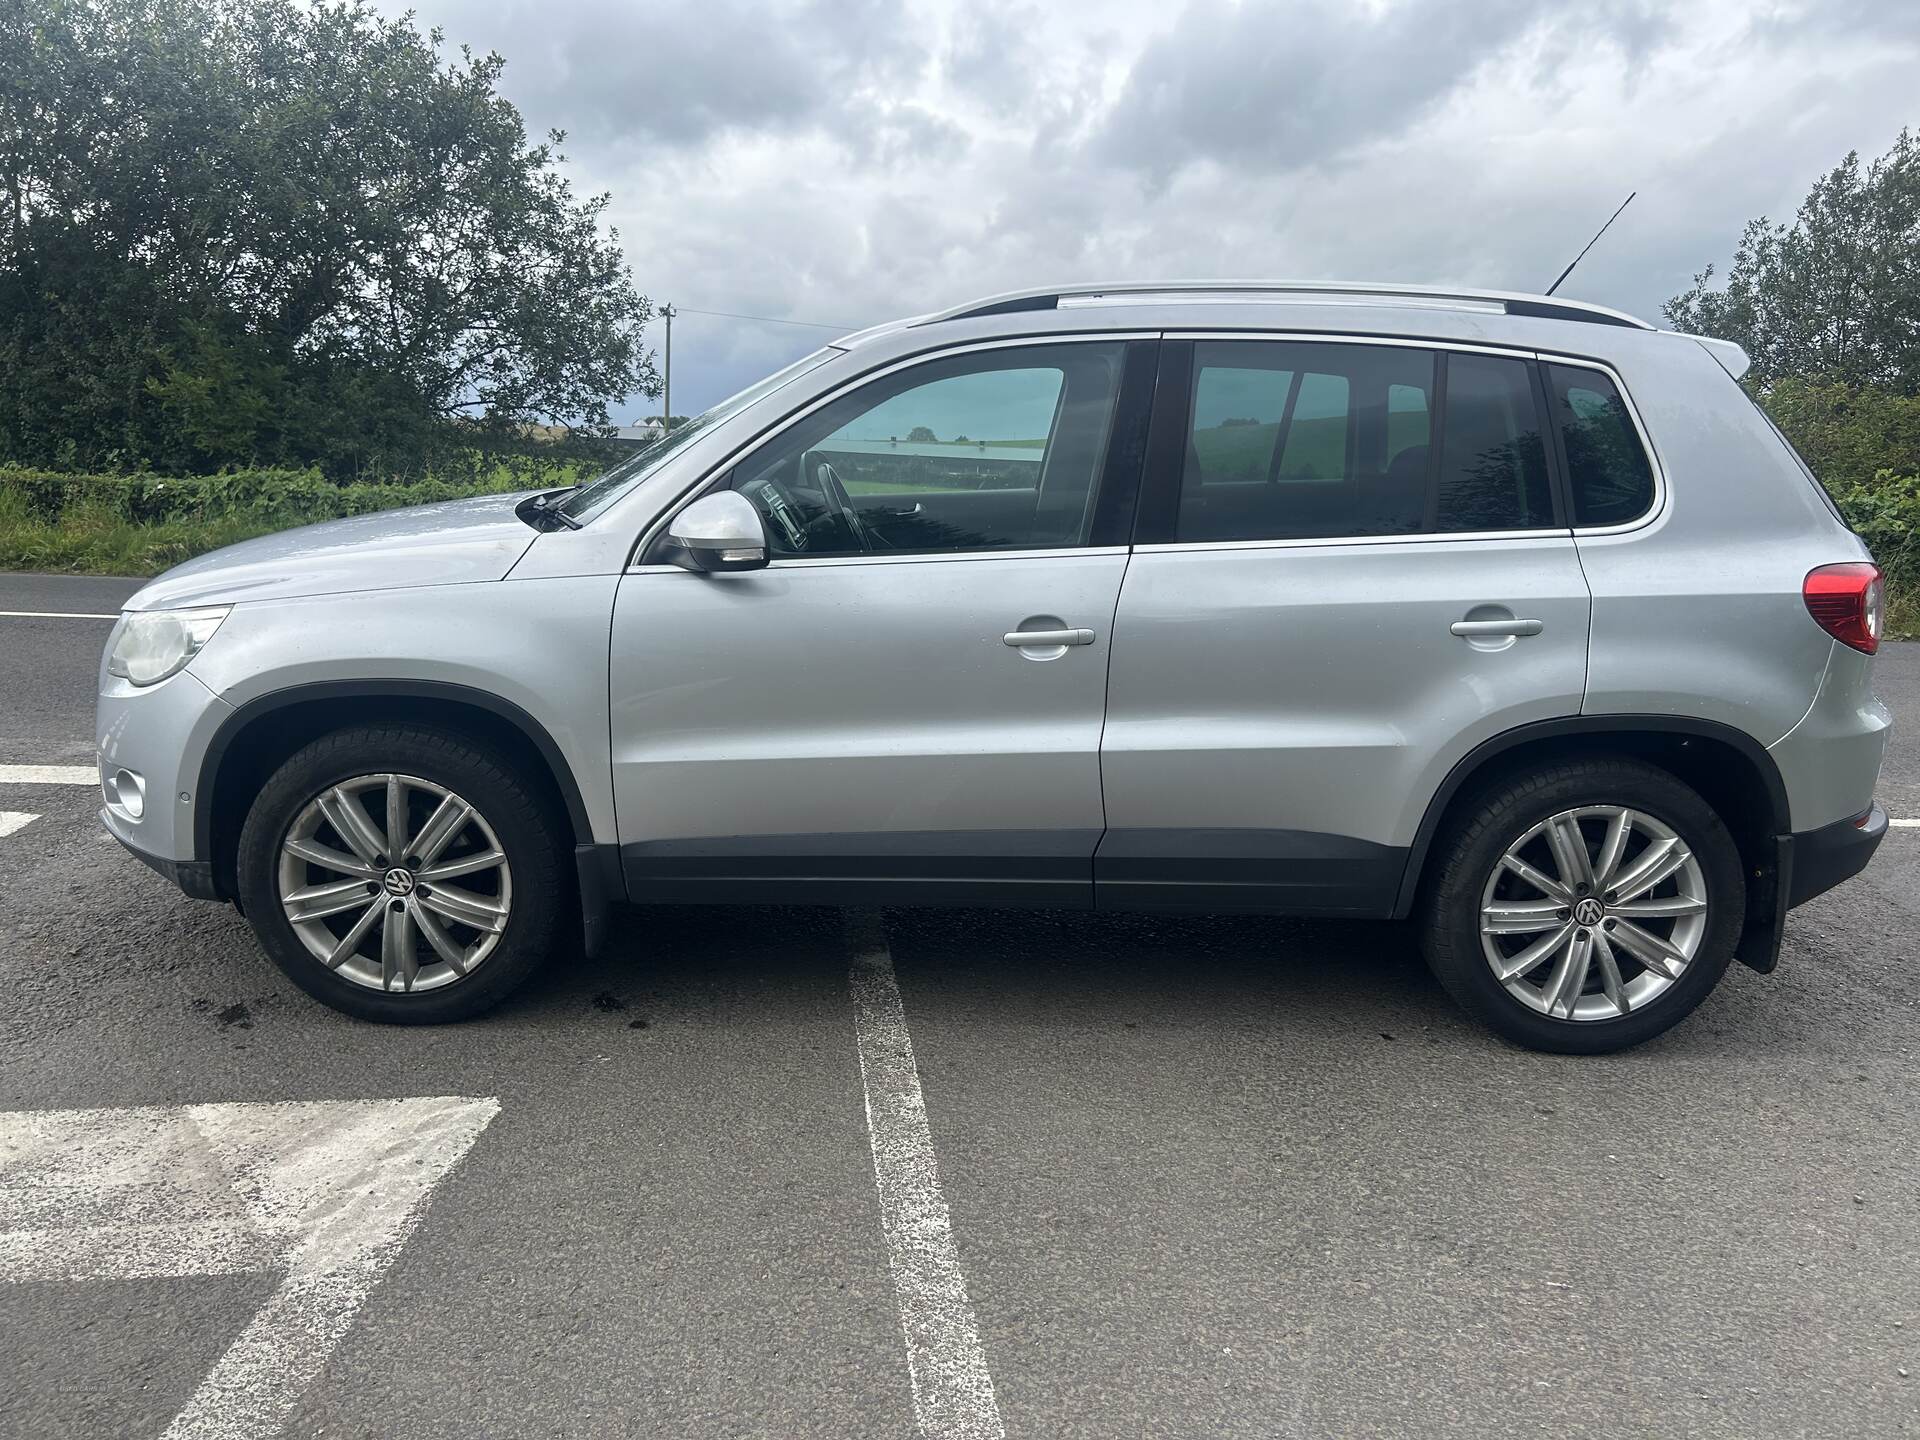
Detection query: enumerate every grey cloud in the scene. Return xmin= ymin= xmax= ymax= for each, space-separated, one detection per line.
xmin=411 ymin=0 xmax=928 ymax=152
xmin=838 ymin=101 xmax=972 ymax=169
xmin=1746 ymin=0 xmax=1920 ymax=43
xmin=1091 ymin=0 xmax=1674 ymax=184
xmin=381 ymin=0 xmax=1920 ymax=418
xmin=945 ymin=2 xmax=1044 ymax=107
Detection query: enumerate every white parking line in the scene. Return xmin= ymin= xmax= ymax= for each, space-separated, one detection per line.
xmin=0 ymin=812 xmax=37 ymax=838
xmin=1890 ymin=819 xmax=1920 ymax=828
xmin=0 ymin=1096 xmax=499 ymax=1440
xmin=0 ymin=610 xmax=118 ymax=619
xmin=847 ymin=912 xmax=1005 ymax=1440
xmin=0 ymin=765 xmax=97 ymax=786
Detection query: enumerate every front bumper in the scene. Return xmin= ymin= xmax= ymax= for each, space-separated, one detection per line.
xmin=1787 ymin=803 xmax=1888 ymax=908
xmin=102 ymin=809 xmax=223 ymax=900
xmin=96 ymin=666 xmax=235 ymax=895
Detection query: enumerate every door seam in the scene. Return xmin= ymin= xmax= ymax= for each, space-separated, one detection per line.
xmin=1091 ymin=546 xmax=1134 ymax=890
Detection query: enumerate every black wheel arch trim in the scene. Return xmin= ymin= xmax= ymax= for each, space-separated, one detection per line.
xmin=1390 ymin=714 xmax=1791 ymax=919
xmin=195 ymin=680 xmax=618 ymax=952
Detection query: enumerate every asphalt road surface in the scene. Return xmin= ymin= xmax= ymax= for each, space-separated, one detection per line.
xmin=3 ymin=572 xmax=1917 ymax=1440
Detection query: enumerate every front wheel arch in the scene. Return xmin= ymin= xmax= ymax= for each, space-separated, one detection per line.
xmin=198 ymin=683 xmax=617 ymax=954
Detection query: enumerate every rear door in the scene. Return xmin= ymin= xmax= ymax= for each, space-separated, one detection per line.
xmin=1097 ymin=336 xmax=1592 ymax=914
xmin=609 ymin=337 xmax=1156 ymax=908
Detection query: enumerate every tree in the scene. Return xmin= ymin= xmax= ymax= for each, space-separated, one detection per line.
xmin=1665 ymin=130 xmax=1920 ymax=393
xmin=906 ymin=425 xmax=938 ymax=443
xmin=0 ymin=0 xmax=656 ymax=477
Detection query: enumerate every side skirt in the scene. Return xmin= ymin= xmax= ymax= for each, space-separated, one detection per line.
xmin=618 ymin=828 xmax=1408 ymax=917
xmin=1093 ymin=827 xmax=1406 ymax=917
xmin=620 ymin=830 xmax=1101 ymax=911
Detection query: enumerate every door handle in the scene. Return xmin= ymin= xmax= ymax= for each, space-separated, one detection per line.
xmin=1450 ymin=618 xmax=1544 ymax=638
xmin=1003 ymin=628 xmax=1095 ymax=647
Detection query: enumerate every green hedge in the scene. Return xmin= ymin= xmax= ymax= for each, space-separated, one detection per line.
xmin=0 ymin=466 xmax=538 ymax=575
xmin=1828 ymin=470 xmax=1920 ymax=631
xmin=0 ymin=466 xmax=535 ymax=525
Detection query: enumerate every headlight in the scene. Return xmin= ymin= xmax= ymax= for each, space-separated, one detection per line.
xmin=106 ymin=606 xmax=231 ymax=687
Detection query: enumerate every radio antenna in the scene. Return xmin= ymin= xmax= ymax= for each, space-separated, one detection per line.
xmin=1544 ymin=191 xmax=1636 ymax=296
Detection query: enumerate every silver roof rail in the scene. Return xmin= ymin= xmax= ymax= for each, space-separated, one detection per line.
xmin=917 ymin=280 xmax=1655 ymax=331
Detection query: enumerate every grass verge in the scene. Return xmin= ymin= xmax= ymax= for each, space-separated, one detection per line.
xmin=0 ymin=465 xmax=571 ymax=577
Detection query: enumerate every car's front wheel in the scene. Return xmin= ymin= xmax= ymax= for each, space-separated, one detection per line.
xmin=237 ymin=724 xmax=567 ymax=1023
xmin=1419 ymin=758 xmax=1745 ymax=1054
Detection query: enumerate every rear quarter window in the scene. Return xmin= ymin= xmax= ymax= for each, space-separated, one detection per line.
xmin=1547 ymin=364 xmax=1655 ymax=527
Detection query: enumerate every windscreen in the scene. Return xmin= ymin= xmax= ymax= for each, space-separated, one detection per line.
xmin=560 ymin=347 xmax=838 ymax=523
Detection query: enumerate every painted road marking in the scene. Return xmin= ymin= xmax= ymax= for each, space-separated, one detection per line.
xmin=0 ymin=610 xmax=118 ymax=620
xmin=0 ymin=1096 xmax=499 ymax=1440
xmin=0 ymin=765 xmax=97 ymax=786
xmin=1890 ymin=819 xmax=1920 ymax=828
xmin=0 ymin=812 xmax=37 ymax=838
xmin=848 ymin=911 xmax=1005 ymax=1440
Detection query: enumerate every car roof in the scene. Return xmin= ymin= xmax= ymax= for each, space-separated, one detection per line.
xmin=829 ymin=280 xmax=1751 ymax=379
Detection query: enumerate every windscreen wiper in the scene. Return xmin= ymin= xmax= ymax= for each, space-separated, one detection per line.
xmin=515 ymin=488 xmax=583 ymax=531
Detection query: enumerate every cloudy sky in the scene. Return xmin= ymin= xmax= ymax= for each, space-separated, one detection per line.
xmin=379 ymin=0 xmax=1917 ymax=419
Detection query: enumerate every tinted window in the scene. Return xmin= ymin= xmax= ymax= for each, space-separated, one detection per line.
xmin=1177 ymin=341 xmax=1433 ymax=542
xmin=1549 ymin=364 xmax=1655 ymax=526
xmin=1173 ymin=342 xmax=1562 ymax=541
xmin=1434 ymin=354 xmax=1553 ymax=532
xmin=726 ymin=343 xmax=1123 ymax=558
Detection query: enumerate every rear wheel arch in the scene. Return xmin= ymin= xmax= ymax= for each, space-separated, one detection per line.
xmin=1395 ymin=716 xmax=1789 ymax=921
xmin=198 ymin=682 xmax=597 ymax=902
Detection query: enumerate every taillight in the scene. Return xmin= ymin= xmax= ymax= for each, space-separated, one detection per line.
xmin=1804 ymin=562 xmax=1884 ymax=654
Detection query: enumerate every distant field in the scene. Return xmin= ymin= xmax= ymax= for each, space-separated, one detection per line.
xmin=1192 ymin=415 xmax=1351 ymax=481
xmin=822 ymin=441 xmax=1042 ymax=495
xmin=831 ymin=416 xmax=1360 ymax=495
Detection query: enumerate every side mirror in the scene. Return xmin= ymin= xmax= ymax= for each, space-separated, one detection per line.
xmin=661 ymin=491 xmax=769 ymax=573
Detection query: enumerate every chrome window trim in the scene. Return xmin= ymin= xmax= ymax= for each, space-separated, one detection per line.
xmin=1160 ymin=332 xmax=1666 ymax=545
xmin=628 ymin=545 xmax=1130 ymax=575
xmin=629 ymin=332 xmax=1154 ymax=569
xmin=1132 ymin=530 xmax=1575 ymax=556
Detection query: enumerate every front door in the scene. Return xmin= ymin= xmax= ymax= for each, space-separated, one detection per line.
xmin=609 ymin=338 xmax=1154 ymax=907
xmin=1098 ymin=337 xmax=1593 ymax=914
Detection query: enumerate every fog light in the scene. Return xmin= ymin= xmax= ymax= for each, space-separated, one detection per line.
xmin=108 ymin=768 xmax=146 ymax=820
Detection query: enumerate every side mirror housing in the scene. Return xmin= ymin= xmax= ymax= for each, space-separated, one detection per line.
xmin=660 ymin=491 xmax=769 ymax=573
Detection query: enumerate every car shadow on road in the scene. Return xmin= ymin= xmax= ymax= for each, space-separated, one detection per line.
xmin=524 ymin=901 xmax=1469 ymax=1046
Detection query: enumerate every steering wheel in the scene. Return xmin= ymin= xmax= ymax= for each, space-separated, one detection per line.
xmin=811 ymin=458 xmax=876 ymax=552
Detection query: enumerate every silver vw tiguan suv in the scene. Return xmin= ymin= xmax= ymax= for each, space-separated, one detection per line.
xmin=97 ymin=281 xmax=1890 ymax=1052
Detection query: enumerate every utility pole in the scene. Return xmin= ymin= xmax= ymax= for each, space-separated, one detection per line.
xmin=659 ymin=303 xmax=675 ymax=430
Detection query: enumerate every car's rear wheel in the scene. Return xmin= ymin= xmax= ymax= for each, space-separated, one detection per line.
xmin=1419 ymin=759 xmax=1745 ymax=1054
xmin=237 ymin=724 xmax=567 ymax=1023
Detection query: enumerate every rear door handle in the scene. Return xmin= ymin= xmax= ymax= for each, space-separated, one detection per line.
xmin=1004 ymin=628 xmax=1095 ymax=647
xmin=1450 ymin=618 xmax=1544 ymax=638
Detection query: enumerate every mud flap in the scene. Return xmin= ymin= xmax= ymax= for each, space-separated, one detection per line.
xmin=575 ymin=842 xmax=623 ymax=959
xmin=1735 ymin=834 xmax=1792 ymax=974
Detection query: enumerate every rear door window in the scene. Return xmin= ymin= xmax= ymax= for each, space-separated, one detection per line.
xmin=1170 ymin=341 xmax=1558 ymax=542
xmin=1434 ymin=354 xmax=1553 ymax=532
xmin=1548 ymin=364 xmax=1656 ymax=526
xmin=1177 ymin=341 xmax=1433 ymax=541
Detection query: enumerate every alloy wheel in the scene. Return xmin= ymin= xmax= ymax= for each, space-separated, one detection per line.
xmin=1478 ymin=804 xmax=1708 ymax=1021
xmin=276 ymin=773 xmax=513 ymax=993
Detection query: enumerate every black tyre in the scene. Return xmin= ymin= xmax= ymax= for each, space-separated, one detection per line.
xmin=237 ymin=724 xmax=568 ymax=1023
xmin=1419 ymin=758 xmax=1745 ymax=1054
